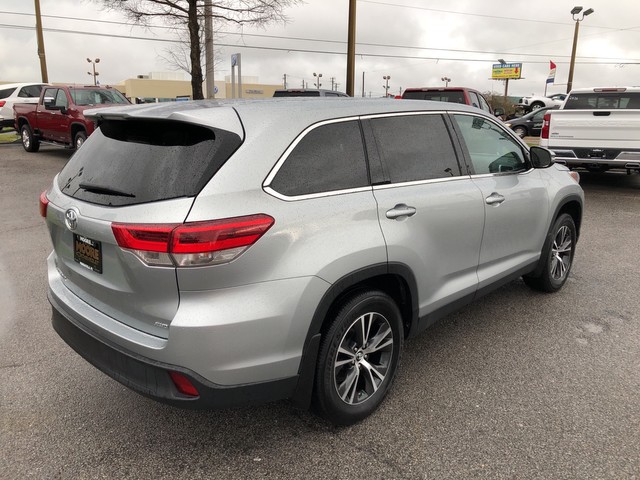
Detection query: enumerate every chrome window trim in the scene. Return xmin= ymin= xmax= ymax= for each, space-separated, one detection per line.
xmin=263 ymin=110 xmax=485 ymax=201
xmin=372 ymin=175 xmax=472 ymax=191
xmin=263 ymin=115 xmax=362 ymax=194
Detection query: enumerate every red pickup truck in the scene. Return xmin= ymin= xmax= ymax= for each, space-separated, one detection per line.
xmin=14 ymin=85 xmax=130 ymax=152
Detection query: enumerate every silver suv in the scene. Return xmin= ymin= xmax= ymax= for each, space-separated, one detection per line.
xmin=42 ymin=98 xmax=583 ymax=425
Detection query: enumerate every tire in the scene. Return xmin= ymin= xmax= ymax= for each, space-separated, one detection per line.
xmin=530 ymin=102 xmax=545 ymax=111
xmin=523 ymin=213 xmax=577 ymax=292
xmin=21 ymin=124 xmax=40 ymax=152
xmin=74 ymin=131 xmax=87 ymax=150
xmin=313 ymin=290 xmax=403 ymax=426
xmin=513 ymin=126 xmax=527 ymax=138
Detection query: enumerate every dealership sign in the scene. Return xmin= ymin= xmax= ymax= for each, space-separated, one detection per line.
xmin=491 ymin=63 xmax=522 ymax=79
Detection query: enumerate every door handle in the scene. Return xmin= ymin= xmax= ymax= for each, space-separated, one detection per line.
xmin=386 ymin=204 xmax=417 ymax=219
xmin=485 ymin=192 xmax=505 ymax=206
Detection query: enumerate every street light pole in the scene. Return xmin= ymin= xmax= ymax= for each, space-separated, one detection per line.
xmin=441 ymin=76 xmax=451 ymax=87
xmin=87 ymin=57 xmax=100 ymax=85
xmin=567 ymin=6 xmax=594 ymax=94
xmin=383 ymin=75 xmax=390 ymax=97
xmin=498 ymin=58 xmax=510 ymax=100
xmin=313 ymin=72 xmax=323 ymax=90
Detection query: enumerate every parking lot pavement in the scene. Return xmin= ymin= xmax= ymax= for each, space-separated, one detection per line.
xmin=1 ymin=144 xmax=639 ymax=479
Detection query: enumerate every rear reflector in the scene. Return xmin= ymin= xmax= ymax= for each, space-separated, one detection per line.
xmin=169 ymin=371 xmax=199 ymax=397
xmin=39 ymin=190 xmax=49 ymax=218
xmin=112 ymin=214 xmax=274 ymax=267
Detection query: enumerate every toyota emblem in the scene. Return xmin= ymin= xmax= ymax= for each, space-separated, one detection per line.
xmin=64 ymin=208 xmax=79 ymax=231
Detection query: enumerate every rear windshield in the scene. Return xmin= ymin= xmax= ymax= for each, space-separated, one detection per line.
xmin=273 ymin=90 xmax=320 ymax=97
xmin=564 ymin=92 xmax=640 ymax=109
xmin=402 ymin=91 xmax=466 ymax=103
xmin=57 ymin=120 xmax=242 ymax=206
xmin=69 ymin=88 xmax=130 ymax=106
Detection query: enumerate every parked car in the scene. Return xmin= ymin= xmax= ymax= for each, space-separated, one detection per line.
xmin=400 ymin=87 xmax=498 ymax=115
xmin=14 ymin=85 xmax=130 ymax=152
xmin=517 ymin=93 xmax=566 ymax=112
xmin=0 ymin=82 xmax=48 ymax=129
xmin=273 ymin=88 xmax=349 ymax=97
xmin=505 ymin=106 xmax=559 ymax=138
xmin=42 ymin=98 xmax=583 ymax=426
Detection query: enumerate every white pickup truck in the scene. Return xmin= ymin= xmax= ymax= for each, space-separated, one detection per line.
xmin=539 ymin=87 xmax=640 ymax=173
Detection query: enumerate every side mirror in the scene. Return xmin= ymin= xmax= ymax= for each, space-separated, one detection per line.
xmin=494 ymin=107 xmax=505 ymax=117
xmin=43 ymin=97 xmax=56 ymax=108
xmin=530 ymin=146 xmax=554 ymax=168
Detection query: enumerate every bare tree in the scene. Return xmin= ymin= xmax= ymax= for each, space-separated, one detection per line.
xmin=96 ymin=0 xmax=301 ymax=99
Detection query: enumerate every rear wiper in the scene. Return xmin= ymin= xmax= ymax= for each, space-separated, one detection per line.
xmin=78 ymin=182 xmax=136 ymax=198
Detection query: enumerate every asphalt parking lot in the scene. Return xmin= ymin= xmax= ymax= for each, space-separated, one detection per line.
xmin=1 ymin=144 xmax=639 ymax=479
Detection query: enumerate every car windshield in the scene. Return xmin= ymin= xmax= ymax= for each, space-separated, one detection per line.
xmin=69 ymin=88 xmax=129 ymax=106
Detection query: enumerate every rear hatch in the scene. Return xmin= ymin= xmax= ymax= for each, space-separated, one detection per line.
xmin=46 ymin=113 xmax=243 ymax=338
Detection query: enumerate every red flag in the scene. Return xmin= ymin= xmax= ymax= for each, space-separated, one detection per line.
xmin=550 ymin=61 xmax=557 ymax=70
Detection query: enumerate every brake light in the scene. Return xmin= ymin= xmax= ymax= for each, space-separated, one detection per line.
xmin=0 ymin=101 xmax=5 ymax=108
xmin=39 ymin=190 xmax=49 ymax=218
xmin=541 ymin=112 xmax=551 ymax=139
xmin=111 ymin=214 xmax=274 ymax=267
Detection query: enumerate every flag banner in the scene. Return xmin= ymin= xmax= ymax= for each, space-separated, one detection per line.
xmin=547 ymin=60 xmax=557 ymax=84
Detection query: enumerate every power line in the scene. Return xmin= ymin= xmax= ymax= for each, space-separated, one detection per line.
xmin=1 ymin=23 xmax=637 ymax=65
xmin=1 ymin=11 xmax=638 ymax=63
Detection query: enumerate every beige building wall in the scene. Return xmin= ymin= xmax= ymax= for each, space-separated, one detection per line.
xmin=112 ymin=75 xmax=282 ymax=101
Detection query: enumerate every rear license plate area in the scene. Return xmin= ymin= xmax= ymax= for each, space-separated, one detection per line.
xmin=73 ymin=233 xmax=102 ymax=274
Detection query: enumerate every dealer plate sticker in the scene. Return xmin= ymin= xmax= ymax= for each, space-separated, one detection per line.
xmin=73 ymin=234 xmax=102 ymax=274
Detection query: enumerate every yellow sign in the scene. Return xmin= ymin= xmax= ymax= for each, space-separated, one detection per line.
xmin=492 ymin=63 xmax=522 ymax=80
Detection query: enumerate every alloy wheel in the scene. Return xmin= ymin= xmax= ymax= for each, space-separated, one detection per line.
xmin=550 ymin=225 xmax=572 ymax=280
xmin=333 ymin=311 xmax=393 ymax=405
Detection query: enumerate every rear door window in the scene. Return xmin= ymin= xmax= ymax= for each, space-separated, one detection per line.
xmin=58 ymin=120 xmax=242 ymax=206
xmin=269 ymin=120 xmax=369 ymax=196
xmin=367 ymin=114 xmax=462 ymax=182
xmin=18 ymin=85 xmax=45 ymax=98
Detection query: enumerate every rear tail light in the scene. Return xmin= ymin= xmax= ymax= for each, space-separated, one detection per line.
xmin=0 ymin=101 xmax=5 ymax=108
xmin=39 ymin=190 xmax=49 ymax=218
xmin=541 ymin=112 xmax=551 ymax=139
xmin=111 ymin=214 xmax=274 ymax=267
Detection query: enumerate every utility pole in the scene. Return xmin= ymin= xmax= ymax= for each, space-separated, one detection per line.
xmin=204 ymin=0 xmax=215 ymax=98
xmin=346 ymin=0 xmax=356 ymax=96
xmin=34 ymin=0 xmax=48 ymax=83
xmin=330 ymin=77 xmax=335 ymax=91
xmin=361 ymin=71 xmax=365 ymax=98
xmin=283 ymin=74 xmax=287 ymax=89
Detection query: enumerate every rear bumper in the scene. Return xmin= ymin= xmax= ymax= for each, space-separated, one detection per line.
xmin=550 ymin=148 xmax=640 ymax=170
xmin=50 ymin=300 xmax=298 ymax=408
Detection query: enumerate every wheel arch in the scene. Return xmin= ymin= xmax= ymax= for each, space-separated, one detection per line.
xmin=554 ymin=195 xmax=583 ymax=240
xmin=290 ymin=263 xmax=419 ymax=408
xmin=70 ymin=123 xmax=87 ymax=140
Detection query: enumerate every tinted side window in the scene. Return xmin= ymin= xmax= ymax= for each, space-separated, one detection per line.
xmin=453 ymin=115 xmax=528 ymax=174
xmin=270 ymin=120 xmax=369 ymax=196
xmin=368 ymin=114 xmax=460 ymax=182
xmin=0 ymin=87 xmax=17 ymax=99
xmin=18 ymin=85 xmax=44 ymax=98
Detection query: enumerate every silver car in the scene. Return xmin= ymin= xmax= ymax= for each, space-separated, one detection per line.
xmin=42 ymin=98 xmax=584 ymax=425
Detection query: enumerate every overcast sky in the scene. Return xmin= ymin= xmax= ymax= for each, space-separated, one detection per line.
xmin=1 ymin=0 xmax=639 ymax=97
